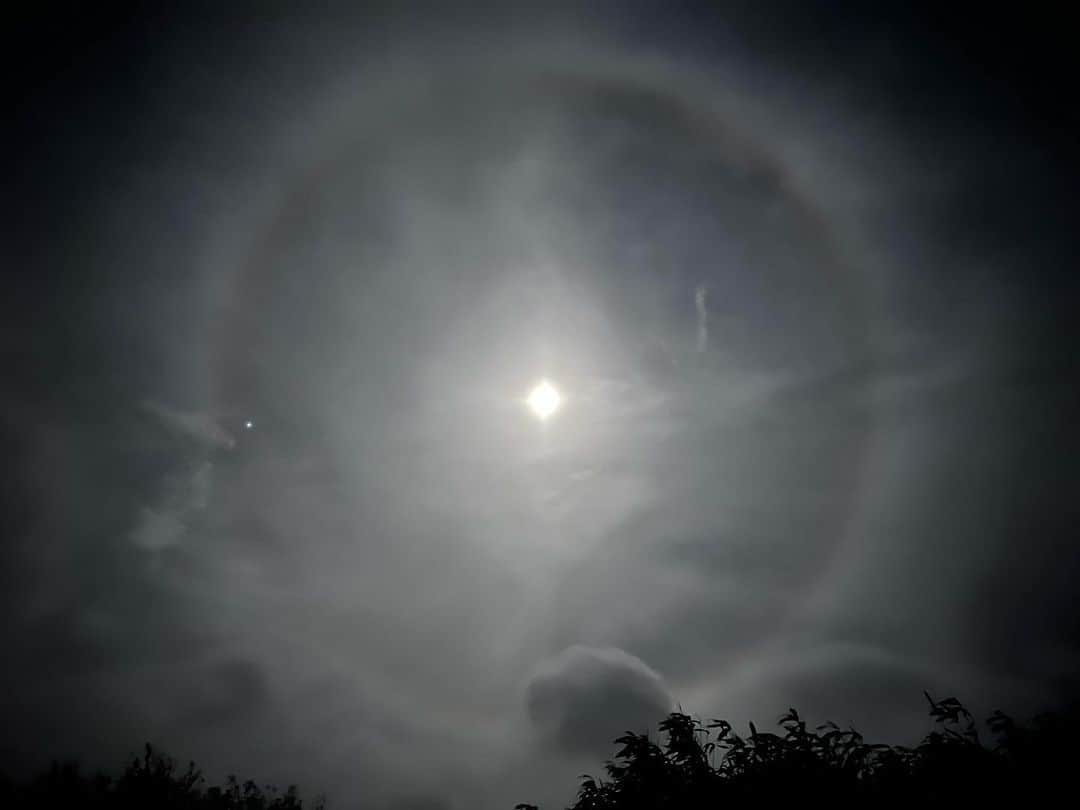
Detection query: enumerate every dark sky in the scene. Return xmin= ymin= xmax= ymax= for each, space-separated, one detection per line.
xmin=3 ymin=3 xmax=1079 ymax=809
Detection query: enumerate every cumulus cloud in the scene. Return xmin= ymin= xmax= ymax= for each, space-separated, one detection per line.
xmin=525 ymin=646 xmax=673 ymax=756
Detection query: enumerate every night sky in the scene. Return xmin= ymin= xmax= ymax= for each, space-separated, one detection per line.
xmin=3 ymin=4 xmax=1079 ymax=809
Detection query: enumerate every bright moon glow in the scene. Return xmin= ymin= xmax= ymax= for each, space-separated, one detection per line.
xmin=526 ymin=380 xmax=562 ymax=421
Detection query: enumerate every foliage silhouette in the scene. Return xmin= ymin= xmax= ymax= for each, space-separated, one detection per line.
xmin=2 ymin=694 xmax=1077 ymax=808
xmin=518 ymin=693 xmax=1080 ymax=808
xmin=0 ymin=744 xmax=323 ymax=810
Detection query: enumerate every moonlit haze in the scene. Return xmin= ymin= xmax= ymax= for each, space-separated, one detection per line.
xmin=527 ymin=381 xmax=562 ymax=422
xmin=3 ymin=4 xmax=1078 ymax=810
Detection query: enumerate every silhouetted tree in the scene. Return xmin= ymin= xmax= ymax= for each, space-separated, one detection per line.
xmin=1 ymin=744 xmax=322 ymax=810
xmin=3 ymin=693 xmax=1077 ymax=809
xmin=518 ymin=693 xmax=1080 ymax=808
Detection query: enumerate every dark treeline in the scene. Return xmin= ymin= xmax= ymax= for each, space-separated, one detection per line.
xmin=3 ymin=693 xmax=1078 ymax=808
xmin=0 ymin=744 xmax=323 ymax=810
xmin=518 ymin=692 xmax=1080 ymax=808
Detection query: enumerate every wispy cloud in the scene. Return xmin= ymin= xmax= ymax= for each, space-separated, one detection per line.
xmin=526 ymin=645 xmax=673 ymax=756
xmin=140 ymin=400 xmax=236 ymax=450
xmin=128 ymin=461 xmax=214 ymax=552
xmin=695 ymin=284 xmax=709 ymax=353
xmin=129 ymin=403 xmax=223 ymax=552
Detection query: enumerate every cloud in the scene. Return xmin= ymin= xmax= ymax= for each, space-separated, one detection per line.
xmin=129 ymin=507 xmax=185 ymax=551
xmin=128 ymin=461 xmax=214 ymax=552
xmin=525 ymin=646 xmax=673 ymax=756
xmin=3 ymin=7 xmax=1076 ymax=810
xmin=387 ymin=798 xmax=454 ymax=810
xmin=140 ymin=400 xmax=236 ymax=450
xmin=185 ymin=657 xmax=271 ymax=728
xmin=129 ymin=399 xmax=224 ymax=554
xmin=692 ymin=640 xmax=943 ymax=743
xmin=695 ymin=284 xmax=708 ymax=353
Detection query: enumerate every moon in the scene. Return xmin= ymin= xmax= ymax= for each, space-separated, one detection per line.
xmin=526 ymin=380 xmax=562 ymax=421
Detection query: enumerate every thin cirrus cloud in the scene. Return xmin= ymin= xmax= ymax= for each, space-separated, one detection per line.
xmin=1 ymin=6 xmax=1077 ymax=810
